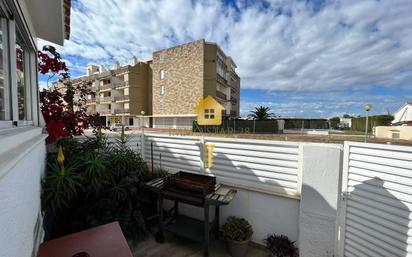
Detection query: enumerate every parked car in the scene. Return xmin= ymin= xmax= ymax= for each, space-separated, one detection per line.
xmin=110 ymin=123 xmax=129 ymax=131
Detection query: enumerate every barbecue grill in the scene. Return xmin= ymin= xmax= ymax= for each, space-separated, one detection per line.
xmin=145 ymin=171 xmax=237 ymax=257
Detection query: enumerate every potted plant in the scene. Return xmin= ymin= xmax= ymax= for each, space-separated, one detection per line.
xmin=221 ymin=216 xmax=253 ymax=257
xmin=264 ymin=234 xmax=298 ymax=257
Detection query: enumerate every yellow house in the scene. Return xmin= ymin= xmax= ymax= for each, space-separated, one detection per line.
xmin=194 ymin=96 xmax=225 ymax=125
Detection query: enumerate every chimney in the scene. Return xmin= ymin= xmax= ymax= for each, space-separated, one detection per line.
xmin=86 ymin=65 xmax=99 ymax=76
xmin=113 ymin=61 xmax=120 ymax=70
xmin=131 ymin=56 xmax=138 ymax=66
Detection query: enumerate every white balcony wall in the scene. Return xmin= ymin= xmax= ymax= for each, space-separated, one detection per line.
xmin=0 ymin=128 xmax=47 ymax=257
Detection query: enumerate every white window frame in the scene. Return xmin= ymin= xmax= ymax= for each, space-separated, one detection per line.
xmin=0 ymin=18 xmax=12 ymax=127
xmin=0 ymin=12 xmax=37 ymax=129
xmin=160 ymin=85 xmax=165 ymax=95
xmin=160 ymin=69 xmax=165 ymax=80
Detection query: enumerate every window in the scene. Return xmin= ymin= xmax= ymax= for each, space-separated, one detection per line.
xmin=160 ymin=99 xmax=164 ymax=109
xmin=159 ymin=52 xmax=165 ymax=63
xmin=0 ymin=19 xmax=9 ymax=121
xmin=16 ymin=41 xmax=26 ymax=120
xmin=204 ymin=109 xmax=215 ymax=119
xmin=160 ymin=85 xmax=165 ymax=95
xmin=0 ymin=11 xmax=47 ymax=128
xmin=160 ymin=69 xmax=165 ymax=80
xmin=391 ymin=131 xmax=400 ymax=139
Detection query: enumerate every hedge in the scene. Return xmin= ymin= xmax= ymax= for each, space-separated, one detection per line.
xmin=283 ymin=118 xmax=329 ymax=129
xmin=193 ymin=119 xmax=279 ymax=134
xmin=351 ymin=115 xmax=394 ymax=132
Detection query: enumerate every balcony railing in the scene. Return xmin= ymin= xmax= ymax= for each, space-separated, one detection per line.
xmin=113 ymin=108 xmax=130 ymax=114
xmin=99 ymin=109 xmax=112 ymax=115
xmin=230 ymin=97 xmax=238 ymax=105
xmin=100 ymin=84 xmax=112 ymax=91
xmin=99 ymin=96 xmax=113 ymax=103
xmin=216 ymin=91 xmax=227 ymax=100
xmin=217 ymin=73 xmax=227 ymax=85
xmin=114 ymin=95 xmax=130 ymax=102
xmin=86 ymin=98 xmax=97 ymax=104
xmin=113 ymin=81 xmax=128 ymax=89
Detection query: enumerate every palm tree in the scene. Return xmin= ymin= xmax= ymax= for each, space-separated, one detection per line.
xmin=248 ymin=106 xmax=274 ymax=120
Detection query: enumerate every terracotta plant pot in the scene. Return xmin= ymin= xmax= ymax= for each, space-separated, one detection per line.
xmin=227 ymin=239 xmax=250 ymax=257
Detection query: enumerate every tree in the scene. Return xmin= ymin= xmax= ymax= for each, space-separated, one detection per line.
xmin=329 ymin=117 xmax=340 ymax=129
xmin=248 ymin=106 xmax=274 ymax=120
xmin=38 ymin=45 xmax=95 ymax=143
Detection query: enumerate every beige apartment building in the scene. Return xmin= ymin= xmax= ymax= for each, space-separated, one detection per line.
xmin=57 ymin=39 xmax=240 ymax=128
xmin=68 ymin=57 xmax=151 ymax=127
xmin=151 ymin=39 xmax=240 ymax=128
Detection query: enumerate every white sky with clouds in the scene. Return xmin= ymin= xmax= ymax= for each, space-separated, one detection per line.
xmin=39 ymin=0 xmax=412 ymax=117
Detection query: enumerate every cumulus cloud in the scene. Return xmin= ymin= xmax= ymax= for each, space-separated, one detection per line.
xmin=38 ymin=0 xmax=412 ymax=116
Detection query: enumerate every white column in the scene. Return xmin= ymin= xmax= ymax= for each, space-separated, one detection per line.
xmin=299 ymin=144 xmax=343 ymax=257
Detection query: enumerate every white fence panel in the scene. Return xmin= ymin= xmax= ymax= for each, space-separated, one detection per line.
xmin=205 ymin=137 xmax=301 ymax=197
xmin=144 ymin=135 xmax=202 ymax=174
xmin=339 ymin=141 xmax=412 ymax=257
xmin=142 ymin=134 xmax=301 ymax=198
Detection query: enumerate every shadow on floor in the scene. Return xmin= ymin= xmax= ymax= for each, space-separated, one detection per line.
xmin=131 ymin=233 xmax=268 ymax=257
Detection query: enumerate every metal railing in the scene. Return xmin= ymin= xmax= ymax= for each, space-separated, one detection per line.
xmin=86 ymin=98 xmax=96 ymax=104
xmin=216 ymin=91 xmax=227 ymax=100
xmin=113 ymin=108 xmax=130 ymax=114
xmin=113 ymin=81 xmax=128 ymax=89
xmin=99 ymin=109 xmax=112 ymax=115
xmin=99 ymin=96 xmax=113 ymax=103
xmin=114 ymin=95 xmax=130 ymax=102
xmin=100 ymin=84 xmax=112 ymax=91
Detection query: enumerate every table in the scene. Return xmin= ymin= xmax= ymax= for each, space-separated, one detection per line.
xmin=37 ymin=222 xmax=133 ymax=257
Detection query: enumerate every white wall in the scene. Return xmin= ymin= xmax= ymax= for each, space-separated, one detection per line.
xmin=299 ymin=144 xmax=343 ymax=257
xmin=165 ymin=189 xmax=300 ymax=244
xmin=0 ymin=128 xmax=47 ymax=257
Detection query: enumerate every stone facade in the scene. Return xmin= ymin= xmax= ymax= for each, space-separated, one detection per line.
xmin=152 ymin=39 xmax=241 ymax=119
xmin=152 ymin=39 xmax=204 ymax=116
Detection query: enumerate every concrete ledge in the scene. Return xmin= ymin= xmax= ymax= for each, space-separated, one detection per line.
xmin=0 ymin=127 xmax=47 ymax=179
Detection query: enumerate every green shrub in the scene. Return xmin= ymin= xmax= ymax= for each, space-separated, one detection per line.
xmin=221 ymin=216 xmax=253 ymax=241
xmin=42 ymin=135 xmax=160 ymax=241
xmin=351 ymin=115 xmax=393 ymax=132
xmin=264 ymin=234 xmax=298 ymax=257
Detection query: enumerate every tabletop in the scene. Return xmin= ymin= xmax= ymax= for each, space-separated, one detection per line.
xmin=37 ymin=221 xmax=133 ymax=257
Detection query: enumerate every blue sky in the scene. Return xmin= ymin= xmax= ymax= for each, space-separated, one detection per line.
xmin=39 ymin=0 xmax=412 ymax=118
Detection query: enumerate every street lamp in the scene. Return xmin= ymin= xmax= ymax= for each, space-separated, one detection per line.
xmin=364 ymin=104 xmax=373 ymax=142
xmin=141 ymin=111 xmax=145 ymax=134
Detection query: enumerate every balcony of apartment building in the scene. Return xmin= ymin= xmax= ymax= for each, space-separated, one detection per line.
xmin=99 ymin=96 xmax=114 ymax=104
xmin=114 ymin=95 xmax=130 ymax=102
xmin=230 ymin=96 xmax=238 ymax=106
xmin=100 ymin=79 xmax=112 ymax=92
xmin=113 ymin=108 xmax=130 ymax=115
xmin=98 ymin=109 xmax=113 ymax=115
xmin=113 ymin=80 xmax=129 ymax=89
xmin=216 ymin=90 xmax=227 ymax=101
xmin=85 ymin=97 xmax=97 ymax=105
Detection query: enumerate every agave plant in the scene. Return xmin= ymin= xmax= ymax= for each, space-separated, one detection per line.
xmin=42 ymin=146 xmax=83 ymax=214
xmin=264 ymin=234 xmax=298 ymax=257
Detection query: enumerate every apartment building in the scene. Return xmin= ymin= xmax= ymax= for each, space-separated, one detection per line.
xmin=151 ymin=39 xmax=240 ymax=128
xmin=69 ymin=57 xmax=151 ymax=127
xmin=59 ymin=39 xmax=240 ymax=129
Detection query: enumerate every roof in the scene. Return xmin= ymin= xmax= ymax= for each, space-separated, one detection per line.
xmin=392 ymin=102 xmax=412 ymax=124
